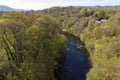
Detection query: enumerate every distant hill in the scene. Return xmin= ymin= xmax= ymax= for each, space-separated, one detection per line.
xmin=0 ymin=5 xmax=25 ymax=11
xmin=0 ymin=5 xmax=15 ymax=11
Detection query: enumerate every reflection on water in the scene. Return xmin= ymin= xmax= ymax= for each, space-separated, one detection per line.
xmin=55 ymin=38 xmax=92 ymax=80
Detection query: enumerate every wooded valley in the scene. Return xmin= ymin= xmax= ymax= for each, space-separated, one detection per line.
xmin=41 ymin=6 xmax=120 ymax=80
xmin=0 ymin=6 xmax=120 ymax=80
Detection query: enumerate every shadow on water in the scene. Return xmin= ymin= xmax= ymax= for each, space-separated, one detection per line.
xmin=54 ymin=32 xmax=92 ymax=80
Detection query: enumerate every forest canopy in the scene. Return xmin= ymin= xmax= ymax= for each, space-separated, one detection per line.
xmin=0 ymin=12 xmax=65 ymax=80
xmin=0 ymin=6 xmax=120 ymax=80
xmin=41 ymin=6 xmax=120 ymax=80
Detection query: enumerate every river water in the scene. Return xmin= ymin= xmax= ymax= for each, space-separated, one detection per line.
xmin=55 ymin=37 xmax=91 ymax=80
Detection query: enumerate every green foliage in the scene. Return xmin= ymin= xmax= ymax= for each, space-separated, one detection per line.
xmin=41 ymin=6 xmax=120 ymax=80
xmin=0 ymin=12 xmax=65 ymax=80
xmin=66 ymin=21 xmax=73 ymax=28
xmin=81 ymin=12 xmax=120 ymax=80
xmin=42 ymin=7 xmax=92 ymax=36
xmin=93 ymin=10 xmax=109 ymax=20
xmin=0 ymin=6 xmax=120 ymax=80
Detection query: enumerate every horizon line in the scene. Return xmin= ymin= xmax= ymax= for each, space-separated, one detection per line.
xmin=0 ymin=4 xmax=120 ymax=11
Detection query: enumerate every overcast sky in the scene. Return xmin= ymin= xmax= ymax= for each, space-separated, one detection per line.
xmin=0 ymin=0 xmax=120 ymax=10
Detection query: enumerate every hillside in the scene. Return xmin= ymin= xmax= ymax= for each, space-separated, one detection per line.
xmin=0 ymin=6 xmax=120 ymax=80
xmin=0 ymin=5 xmax=24 ymax=11
xmin=0 ymin=5 xmax=14 ymax=11
xmin=40 ymin=6 xmax=120 ymax=80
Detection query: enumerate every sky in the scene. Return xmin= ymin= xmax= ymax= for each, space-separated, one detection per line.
xmin=0 ymin=0 xmax=120 ymax=10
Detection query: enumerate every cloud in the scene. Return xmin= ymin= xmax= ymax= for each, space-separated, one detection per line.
xmin=0 ymin=0 xmax=120 ymax=10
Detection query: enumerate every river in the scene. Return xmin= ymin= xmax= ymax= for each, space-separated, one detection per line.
xmin=55 ymin=34 xmax=92 ymax=80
